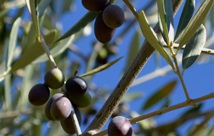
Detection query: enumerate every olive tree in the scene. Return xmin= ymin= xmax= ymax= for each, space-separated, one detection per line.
xmin=0 ymin=0 xmax=214 ymax=136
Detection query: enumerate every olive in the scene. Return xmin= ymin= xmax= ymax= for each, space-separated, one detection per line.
xmin=28 ymin=84 xmax=50 ymax=106
xmin=82 ymin=0 xmax=110 ymax=11
xmin=65 ymin=76 xmax=87 ymax=97
xmin=102 ymin=5 xmax=125 ymax=28
xmin=44 ymin=68 xmax=65 ymax=89
xmin=108 ymin=116 xmax=133 ymax=136
xmin=94 ymin=12 xmax=115 ymax=43
xmin=50 ymin=96 xmax=72 ymax=120
xmin=44 ymin=93 xmax=64 ymax=120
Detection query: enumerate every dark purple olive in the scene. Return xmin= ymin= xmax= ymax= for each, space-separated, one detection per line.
xmin=94 ymin=12 xmax=115 ymax=43
xmin=28 ymin=84 xmax=50 ymax=106
xmin=44 ymin=93 xmax=64 ymax=120
xmin=50 ymin=96 xmax=73 ymax=120
xmin=82 ymin=0 xmax=110 ymax=11
xmin=65 ymin=76 xmax=87 ymax=97
xmin=108 ymin=116 xmax=133 ymax=136
xmin=60 ymin=105 xmax=82 ymax=135
xmin=102 ymin=5 xmax=125 ymax=28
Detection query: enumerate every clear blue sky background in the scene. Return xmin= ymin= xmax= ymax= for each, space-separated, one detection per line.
xmin=45 ymin=0 xmax=214 ymax=135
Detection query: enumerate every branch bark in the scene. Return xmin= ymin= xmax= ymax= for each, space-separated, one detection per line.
xmin=82 ymin=0 xmax=184 ymax=135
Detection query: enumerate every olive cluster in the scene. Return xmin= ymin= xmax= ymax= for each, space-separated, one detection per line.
xmin=82 ymin=0 xmax=125 ymax=43
xmin=28 ymin=68 xmax=91 ymax=135
xmin=108 ymin=116 xmax=134 ymax=136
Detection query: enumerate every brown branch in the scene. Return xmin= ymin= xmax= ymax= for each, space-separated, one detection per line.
xmin=94 ymin=92 xmax=214 ymax=136
xmin=82 ymin=0 xmax=184 ymax=135
xmin=136 ymin=109 xmax=214 ymax=135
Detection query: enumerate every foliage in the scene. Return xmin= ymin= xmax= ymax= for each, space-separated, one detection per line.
xmin=0 ymin=0 xmax=214 ymax=136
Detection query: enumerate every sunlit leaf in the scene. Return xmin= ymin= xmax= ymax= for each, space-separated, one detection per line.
xmin=17 ymin=65 xmax=34 ymax=108
xmin=9 ymin=30 xmax=57 ymax=73
xmin=38 ymin=0 xmax=52 ymax=18
xmin=6 ymin=17 xmax=21 ymax=70
xmin=175 ymin=0 xmax=195 ymax=41
xmin=142 ymin=80 xmax=177 ymax=110
xmin=124 ymin=31 xmax=140 ymax=72
xmin=4 ymin=75 xmax=11 ymax=110
xmin=157 ymin=0 xmax=174 ymax=44
xmin=80 ymin=57 xmax=122 ymax=77
xmin=25 ymin=0 xmax=40 ymax=38
xmin=178 ymin=0 xmax=213 ymax=50
xmin=210 ymin=6 xmax=214 ymax=29
xmin=56 ymin=12 xmax=98 ymax=42
xmin=182 ymin=25 xmax=206 ymax=70
xmin=121 ymin=92 xmax=143 ymax=103
xmin=139 ymin=11 xmax=174 ymax=69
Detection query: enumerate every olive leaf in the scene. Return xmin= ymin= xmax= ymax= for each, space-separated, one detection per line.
xmin=139 ymin=11 xmax=174 ymax=69
xmin=182 ymin=25 xmax=206 ymax=70
xmin=80 ymin=57 xmax=122 ymax=77
xmin=121 ymin=92 xmax=143 ymax=103
xmin=55 ymin=12 xmax=98 ymax=42
xmin=175 ymin=0 xmax=195 ymax=42
xmin=157 ymin=0 xmax=174 ymax=44
xmin=6 ymin=17 xmax=21 ymax=71
xmin=9 ymin=30 xmax=57 ymax=73
xmin=25 ymin=0 xmax=40 ymax=38
xmin=142 ymin=80 xmax=177 ymax=110
xmin=124 ymin=31 xmax=140 ymax=72
xmin=178 ymin=0 xmax=213 ymax=50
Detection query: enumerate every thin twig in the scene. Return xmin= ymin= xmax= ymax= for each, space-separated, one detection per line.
xmin=123 ymin=0 xmax=139 ymax=20
xmin=39 ymin=35 xmax=57 ymax=68
xmin=136 ymin=109 xmax=214 ymax=134
xmin=95 ymin=92 xmax=214 ymax=136
xmin=82 ymin=0 xmax=184 ymax=135
xmin=163 ymin=43 xmax=214 ymax=56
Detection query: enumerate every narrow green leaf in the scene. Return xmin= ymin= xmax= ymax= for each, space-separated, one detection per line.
xmin=124 ymin=31 xmax=140 ymax=72
xmin=17 ymin=65 xmax=34 ymax=108
xmin=6 ymin=17 xmax=21 ymax=70
xmin=4 ymin=75 xmax=11 ymax=110
xmin=80 ymin=57 xmax=122 ymax=77
xmin=143 ymin=80 xmax=177 ymax=110
xmin=139 ymin=11 xmax=174 ymax=69
xmin=182 ymin=25 xmax=206 ymax=69
xmin=121 ymin=92 xmax=143 ymax=103
xmin=9 ymin=30 xmax=57 ymax=73
xmin=25 ymin=0 xmax=40 ymax=38
xmin=210 ymin=6 xmax=214 ymax=29
xmin=178 ymin=0 xmax=213 ymax=50
xmin=38 ymin=0 xmax=52 ymax=18
xmin=175 ymin=0 xmax=195 ymax=41
xmin=56 ymin=12 xmax=98 ymax=42
xmin=157 ymin=0 xmax=174 ymax=44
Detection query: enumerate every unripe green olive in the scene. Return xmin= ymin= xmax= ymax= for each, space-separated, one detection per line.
xmin=44 ymin=68 xmax=65 ymax=89
xmin=67 ymin=91 xmax=92 ymax=108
